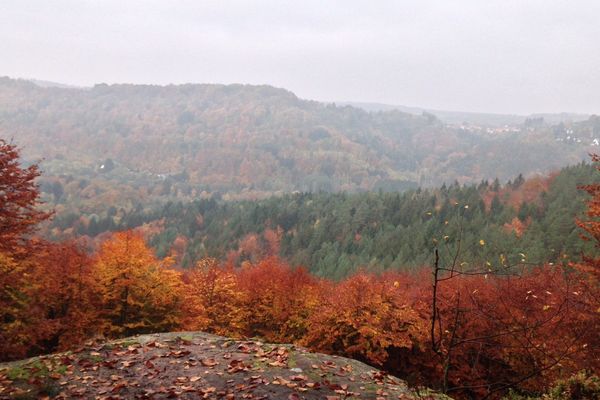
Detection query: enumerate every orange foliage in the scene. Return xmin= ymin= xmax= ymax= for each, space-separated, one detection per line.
xmin=227 ymin=228 xmax=284 ymax=264
xmin=238 ymin=233 xmax=262 ymax=262
xmin=482 ymin=174 xmax=554 ymax=212
xmin=564 ymin=154 xmax=600 ymax=386
xmin=303 ymin=272 xmax=426 ymax=367
xmin=0 ymin=251 xmax=37 ymax=359
xmin=95 ymin=230 xmax=183 ymax=337
xmin=430 ymin=267 xmax=597 ymax=397
xmin=236 ymin=257 xmax=321 ymax=342
xmin=1 ymin=140 xmax=598 ymax=398
xmin=31 ymin=241 xmax=100 ymax=353
xmin=170 ymin=234 xmax=189 ymax=264
xmin=263 ymin=227 xmax=283 ymax=256
xmin=181 ymin=258 xmax=246 ymax=336
xmin=0 ymin=241 xmax=99 ymax=359
xmin=503 ymin=216 xmax=530 ymax=237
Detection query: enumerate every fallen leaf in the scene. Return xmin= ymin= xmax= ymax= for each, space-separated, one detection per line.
xmin=200 ymin=358 xmax=219 ymax=367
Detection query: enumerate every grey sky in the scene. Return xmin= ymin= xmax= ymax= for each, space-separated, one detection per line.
xmin=1 ymin=0 xmax=599 ymax=114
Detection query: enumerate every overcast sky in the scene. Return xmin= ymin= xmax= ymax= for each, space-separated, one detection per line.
xmin=1 ymin=1 xmax=599 ymax=114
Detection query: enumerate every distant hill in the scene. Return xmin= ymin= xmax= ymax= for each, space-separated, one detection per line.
xmin=28 ymin=78 xmax=82 ymax=89
xmin=0 ymin=76 xmax=593 ymax=209
xmin=342 ymin=101 xmax=590 ymax=126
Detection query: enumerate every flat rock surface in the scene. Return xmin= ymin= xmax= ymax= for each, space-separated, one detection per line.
xmin=0 ymin=331 xmax=445 ymax=399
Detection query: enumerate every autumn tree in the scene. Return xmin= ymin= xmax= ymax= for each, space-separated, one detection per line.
xmin=575 ymin=153 xmax=600 ymax=282
xmin=425 ymin=198 xmax=598 ymax=398
xmin=0 ymin=139 xmax=51 ymax=255
xmin=181 ymin=258 xmax=247 ymax=336
xmin=303 ymin=272 xmax=425 ymax=367
xmin=31 ymin=241 xmax=100 ymax=353
xmin=236 ymin=257 xmax=321 ymax=342
xmin=95 ymin=230 xmax=183 ymax=337
xmin=0 ymin=139 xmax=52 ymax=359
xmin=0 ymin=252 xmax=37 ymax=359
xmin=565 ymin=153 xmax=600 ymax=380
xmin=424 ymin=267 xmax=593 ymax=398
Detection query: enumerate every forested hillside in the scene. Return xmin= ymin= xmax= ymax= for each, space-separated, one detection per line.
xmin=2 ymin=139 xmax=599 ymax=399
xmin=46 ymin=163 xmax=598 ymax=279
xmin=1 ymin=77 xmax=598 ymax=397
xmin=0 ymin=76 xmax=592 ymax=208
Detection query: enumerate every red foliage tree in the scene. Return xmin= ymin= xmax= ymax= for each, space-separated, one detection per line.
xmin=427 ymin=267 xmax=594 ymax=398
xmin=303 ymin=272 xmax=426 ymax=368
xmin=0 ymin=139 xmax=51 ymax=254
xmin=31 ymin=241 xmax=100 ymax=353
xmin=236 ymin=257 xmax=321 ymax=342
xmin=0 ymin=140 xmax=53 ymax=359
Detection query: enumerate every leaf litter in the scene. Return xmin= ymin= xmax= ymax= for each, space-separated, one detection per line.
xmin=0 ymin=332 xmax=445 ymax=399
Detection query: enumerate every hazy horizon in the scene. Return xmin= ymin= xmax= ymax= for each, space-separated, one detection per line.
xmin=2 ymin=1 xmax=599 ymax=115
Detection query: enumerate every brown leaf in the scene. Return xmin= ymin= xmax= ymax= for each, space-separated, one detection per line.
xmin=111 ymin=382 xmax=127 ymax=393
xmin=227 ymin=359 xmax=248 ymax=373
xmin=268 ymin=360 xmax=286 ymax=367
xmin=200 ymin=358 xmax=219 ymax=367
xmin=290 ymin=375 xmax=308 ymax=381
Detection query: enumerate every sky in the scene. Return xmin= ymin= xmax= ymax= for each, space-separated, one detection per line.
xmin=1 ymin=0 xmax=599 ymax=115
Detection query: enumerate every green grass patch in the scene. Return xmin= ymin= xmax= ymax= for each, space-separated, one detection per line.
xmin=114 ymin=338 xmax=139 ymax=347
xmin=287 ymin=353 xmax=297 ymax=368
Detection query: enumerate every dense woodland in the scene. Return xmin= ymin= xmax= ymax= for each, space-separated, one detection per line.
xmin=1 ymin=139 xmax=599 ymax=399
xmin=46 ymin=163 xmax=598 ymax=279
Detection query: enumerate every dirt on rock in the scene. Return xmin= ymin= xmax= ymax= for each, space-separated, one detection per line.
xmin=0 ymin=331 xmax=446 ymax=399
